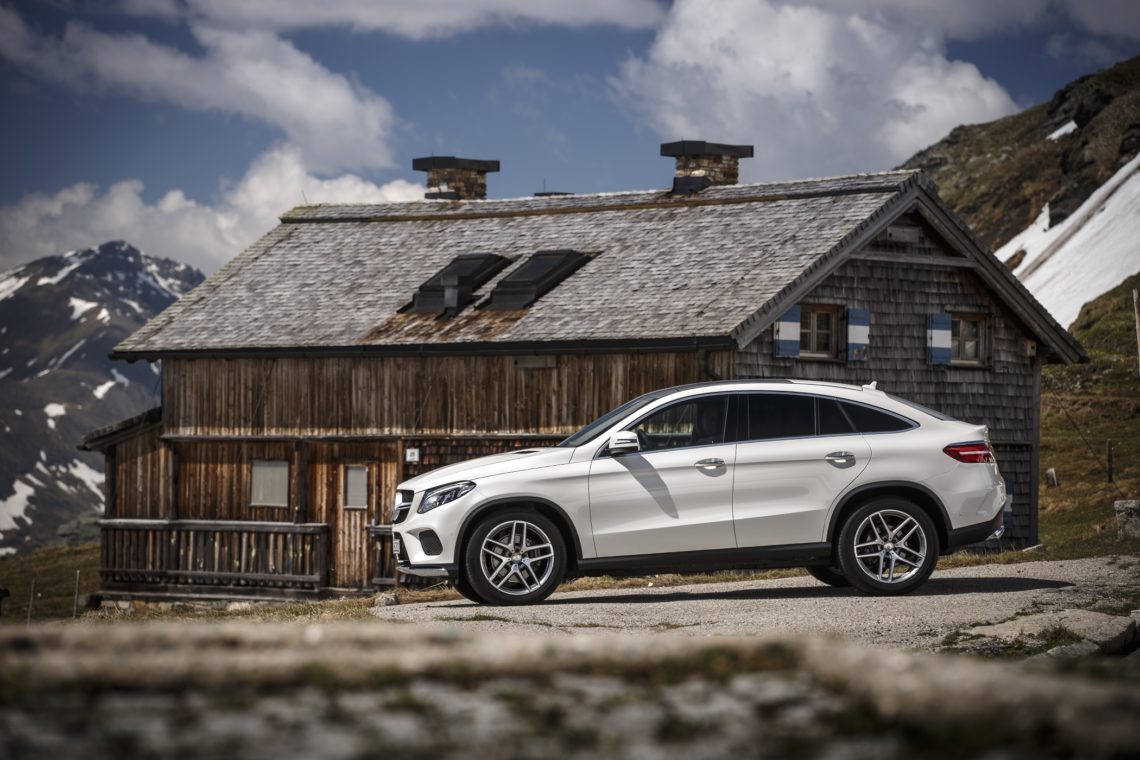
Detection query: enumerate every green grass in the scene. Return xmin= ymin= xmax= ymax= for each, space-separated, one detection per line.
xmin=0 ymin=542 xmax=100 ymax=623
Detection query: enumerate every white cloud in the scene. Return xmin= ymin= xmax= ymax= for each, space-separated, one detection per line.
xmin=0 ymin=6 xmax=397 ymax=173
xmin=612 ymin=0 xmax=1020 ymax=181
xmin=126 ymin=0 xmax=665 ymax=39
xmin=1056 ymin=0 xmax=1140 ymax=43
xmin=0 ymin=144 xmax=422 ymax=274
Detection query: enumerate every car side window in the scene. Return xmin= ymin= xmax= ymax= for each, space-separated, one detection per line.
xmin=746 ymin=393 xmax=814 ymax=440
xmin=839 ymin=401 xmax=913 ymax=433
xmin=629 ymin=396 xmax=729 ymax=451
xmin=818 ymin=398 xmax=855 ymax=435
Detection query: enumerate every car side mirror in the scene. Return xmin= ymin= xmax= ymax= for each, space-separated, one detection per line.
xmin=608 ymin=431 xmax=640 ymax=455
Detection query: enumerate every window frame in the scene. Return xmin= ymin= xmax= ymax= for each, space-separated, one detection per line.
xmin=341 ymin=463 xmax=370 ymax=511
xmin=798 ymin=305 xmax=842 ymax=360
xmin=250 ymin=459 xmax=290 ymax=509
xmin=950 ymin=313 xmax=987 ymax=366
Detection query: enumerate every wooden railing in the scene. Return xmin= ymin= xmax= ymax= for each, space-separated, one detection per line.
xmin=100 ymin=519 xmax=329 ymax=591
xmin=368 ymin=524 xmax=398 ymax=587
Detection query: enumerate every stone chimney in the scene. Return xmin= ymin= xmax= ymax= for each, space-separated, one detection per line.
xmin=412 ymin=156 xmax=500 ymax=200
xmin=660 ymin=141 xmax=754 ymax=194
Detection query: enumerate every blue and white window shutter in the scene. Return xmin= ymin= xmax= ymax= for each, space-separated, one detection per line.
xmin=927 ymin=313 xmax=952 ymax=364
xmin=846 ymin=308 xmax=870 ymax=361
xmin=773 ymin=305 xmax=800 ymax=357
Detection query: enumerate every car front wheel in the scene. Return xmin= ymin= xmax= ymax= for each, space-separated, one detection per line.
xmin=462 ymin=509 xmax=566 ymax=605
xmin=837 ymin=499 xmax=939 ymax=595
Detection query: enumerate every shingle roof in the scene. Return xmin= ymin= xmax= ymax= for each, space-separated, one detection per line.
xmin=117 ymin=171 xmax=927 ymax=355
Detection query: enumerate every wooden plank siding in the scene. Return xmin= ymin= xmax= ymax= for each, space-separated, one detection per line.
xmin=161 ymin=351 xmax=736 ymax=438
xmin=108 ymin=423 xmax=171 ymax=520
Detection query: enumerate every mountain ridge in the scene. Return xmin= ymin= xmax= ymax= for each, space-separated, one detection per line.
xmin=0 ymin=242 xmax=203 ymax=555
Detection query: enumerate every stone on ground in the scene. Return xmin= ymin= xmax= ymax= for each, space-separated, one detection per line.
xmin=969 ymin=609 xmax=1137 ymax=654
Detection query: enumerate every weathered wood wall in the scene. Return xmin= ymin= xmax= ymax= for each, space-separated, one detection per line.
xmin=176 ymin=441 xmax=298 ymax=521
xmin=108 ymin=423 xmax=171 ymax=520
xmin=738 ymin=216 xmax=1040 ymax=543
xmin=161 ymin=351 xmax=735 ymax=437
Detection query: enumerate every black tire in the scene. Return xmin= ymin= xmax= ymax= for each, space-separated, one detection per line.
xmin=806 ymin=565 xmax=851 ymax=587
xmin=837 ymin=498 xmax=939 ymax=596
xmin=462 ymin=509 xmax=566 ymax=606
xmin=452 ymin=573 xmax=486 ymax=604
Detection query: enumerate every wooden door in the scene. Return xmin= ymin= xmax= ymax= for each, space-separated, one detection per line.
xmin=326 ymin=444 xmax=398 ymax=588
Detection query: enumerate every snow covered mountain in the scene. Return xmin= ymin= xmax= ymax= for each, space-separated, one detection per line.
xmin=0 ymin=242 xmax=203 ymax=555
xmin=903 ymin=55 xmax=1140 ymax=327
xmin=997 ymin=153 xmax=1140 ymax=327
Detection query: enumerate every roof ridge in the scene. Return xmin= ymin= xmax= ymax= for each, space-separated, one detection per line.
xmin=281 ymin=171 xmax=920 ymax=225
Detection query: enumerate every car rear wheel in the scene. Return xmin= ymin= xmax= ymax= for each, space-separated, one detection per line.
xmin=837 ymin=498 xmax=939 ymax=596
xmin=806 ymin=565 xmax=850 ymax=587
xmin=463 ymin=509 xmax=566 ymax=606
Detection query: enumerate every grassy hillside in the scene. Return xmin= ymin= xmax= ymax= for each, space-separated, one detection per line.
xmin=1036 ymin=273 xmax=1140 ymax=554
xmin=902 ymin=55 xmax=1140 ymax=251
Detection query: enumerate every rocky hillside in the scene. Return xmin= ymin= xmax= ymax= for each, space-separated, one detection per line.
xmin=0 ymin=242 xmax=203 ymax=555
xmin=902 ymin=54 xmax=1140 ymax=253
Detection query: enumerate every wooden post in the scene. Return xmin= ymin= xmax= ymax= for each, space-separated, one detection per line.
xmin=73 ymin=570 xmax=81 ymax=619
xmin=26 ymin=576 xmax=35 ymax=626
xmin=1106 ymin=440 xmax=1114 ymax=483
xmin=293 ymin=441 xmax=308 ymax=524
xmin=1133 ymin=288 xmax=1139 ymax=379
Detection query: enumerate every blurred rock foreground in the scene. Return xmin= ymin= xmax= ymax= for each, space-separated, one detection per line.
xmin=2 ymin=623 xmax=1139 ymax=759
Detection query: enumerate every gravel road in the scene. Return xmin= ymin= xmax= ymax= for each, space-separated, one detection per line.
xmin=373 ymin=556 xmax=1140 ymax=648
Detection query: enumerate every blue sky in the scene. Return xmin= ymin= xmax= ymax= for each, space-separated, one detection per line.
xmin=1 ymin=1 xmax=1136 ymax=273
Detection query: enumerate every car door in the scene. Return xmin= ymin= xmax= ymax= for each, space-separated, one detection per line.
xmin=732 ymin=393 xmax=870 ymax=547
xmin=588 ymin=394 xmax=738 ymax=557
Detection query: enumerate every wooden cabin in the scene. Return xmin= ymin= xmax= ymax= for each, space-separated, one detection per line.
xmin=83 ymin=143 xmax=1084 ymax=601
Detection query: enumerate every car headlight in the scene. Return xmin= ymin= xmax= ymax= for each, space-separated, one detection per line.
xmin=417 ymin=481 xmax=476 ymax=513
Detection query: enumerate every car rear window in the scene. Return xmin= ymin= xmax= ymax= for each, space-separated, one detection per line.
xmin=839 ymin=401 xmax=914 ymax=433
xmin=818 ymin=398 xmax=855 ymax=435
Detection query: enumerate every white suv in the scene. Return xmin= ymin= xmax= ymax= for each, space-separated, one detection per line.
xmin=392 ymin=380 xmax=1006 ymax=605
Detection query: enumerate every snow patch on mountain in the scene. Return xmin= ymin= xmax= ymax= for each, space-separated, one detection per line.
xmin=998 ymin=152 xmax=1140 ymax=327
xmin=1 ymin=271 xmax=29 ymax=301
xmin=92 ymin=379 xmax=115 ymax=399
xmin=69 ymin=296 xmax=98 ymax=320
xmin=93 ymin=368 xmax=131 ymax=399
xmin=0 ymin=479 xmax=35 ymax=533
xmin=67 ymin=459 xmax=105 ymax=504
xmin=36 ymin=259 xmax=82 ymax=286
xmin=43 ymin=403 xmax=66 ymax=430
xmin=1047 ymin=120 xmax=1078 ymax=141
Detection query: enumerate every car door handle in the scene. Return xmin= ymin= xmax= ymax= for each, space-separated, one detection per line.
xmin=825 ymin=451 xmax=856 ymax=468
xmin=694 ymin=458 xmax=725 ymax=469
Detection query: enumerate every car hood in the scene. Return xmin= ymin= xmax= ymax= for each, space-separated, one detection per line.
xmin=399 ymin=447 xmax=573 ymax=493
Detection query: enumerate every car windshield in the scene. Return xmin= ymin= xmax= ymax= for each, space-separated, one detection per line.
xmin=556 ymin=392 xmax=667 ymax=448
xmin=887 ymin=394 xmax=957 ymax=421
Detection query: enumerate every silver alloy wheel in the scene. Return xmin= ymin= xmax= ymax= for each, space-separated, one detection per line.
xmin=852 ymin=508 xmax=928 ymax=584
xmin=479 ymin=520 xmax=556 ymax=596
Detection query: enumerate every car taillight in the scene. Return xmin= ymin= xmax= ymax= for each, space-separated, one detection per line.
xmin=943 ymin=442 xmax=994 ymax=464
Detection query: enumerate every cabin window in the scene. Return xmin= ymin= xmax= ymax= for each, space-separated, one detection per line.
xmin=799 ymin=306 xmax=839 ymax=358
xmin=343 ymin=465 xmax=368 ymax=510
xmin=250 ymin=460 xmax=289 ymax=508
xmin=951 ymin=315 xmax=986 ymax=364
